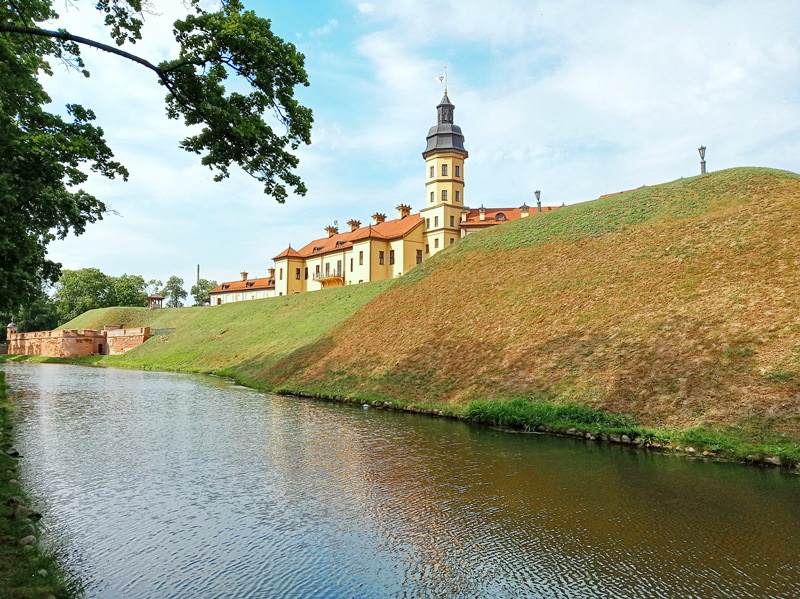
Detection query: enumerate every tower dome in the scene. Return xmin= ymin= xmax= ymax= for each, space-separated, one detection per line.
xmin=422 ymin=94 xmax=468 ymax=158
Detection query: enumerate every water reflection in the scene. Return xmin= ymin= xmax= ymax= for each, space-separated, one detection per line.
xmin=3 ymin=363 xmax=799 ymax=598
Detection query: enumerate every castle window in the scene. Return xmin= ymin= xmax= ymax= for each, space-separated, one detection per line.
xmin=295 ymin=268 xmax=301 ymax=280
xmin=441 ymin=164 xmax=447 ymax=176
xmin=455 ymin=165 xmax=461 ymax=177
xmin=434 ymin=216 xmax=439 ymax=227
xmin=379 ymin=251 xmax=385 ymax=265
xmin=425 ymin=243 xmax=430 ymax=254
xmin=359 ymin=251 xmax=364 ymax=265
xmin=441 ymin=190 xmax=447 ymax=201
xmin=279 ymin=269 xmax=283 ymax=280
xmin=450 ymin=238 xmax=455 ymax=245
xmin=455 ymin=190 xmax=460 ymax=202
xmin=430 ymin=166 xmax=434 ymax=177
xmin=304 ymin=267 xmax=308 ymax=280
xmin=450 ymin=215 xmax=455 ymax=227
xmin=337 ymin=259 xmax=342 ymax=275
xmin=430 ymin=191 xmax=434 ymax=203
xmin=496 ymin=212 xmax=507 ymax=221
xmin=416 ymin=249 xmax=423 ymax=264
xmin=325 ymin=263 xmax=330 ymax=276
xmin=426 ymin=218 xmax=430 ymax=229
xmin=350 ymin=258 xmax=353 ymax=272
xmin=389 ymin=250 xmax=395 ymax=265
xmin=434 ymin=238 xmax=439 ymax=249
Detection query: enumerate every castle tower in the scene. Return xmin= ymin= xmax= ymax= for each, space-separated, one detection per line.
xmin=421 ymin=93 xmax=468 ymax=257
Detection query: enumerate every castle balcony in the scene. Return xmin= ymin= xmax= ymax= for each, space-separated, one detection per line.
xmin=313 ymin=269 xmax=345 ymax=288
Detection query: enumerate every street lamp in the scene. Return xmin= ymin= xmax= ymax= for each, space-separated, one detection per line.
xmin=535 ymin=189 xmax=542 ymax=213
xmin=698 ymin=146 xmax=707 ymax=175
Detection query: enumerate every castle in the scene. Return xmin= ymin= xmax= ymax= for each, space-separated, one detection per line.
xmin=210 ymin=93 xmax=558 ymax=303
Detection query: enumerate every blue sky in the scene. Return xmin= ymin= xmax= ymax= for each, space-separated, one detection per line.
xmin=43 ymin=0 xmax=800 ymax=293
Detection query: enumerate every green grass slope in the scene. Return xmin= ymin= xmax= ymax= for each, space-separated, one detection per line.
xmin=56 ymin=281 xmax=391 ymax=384
xmin=27 ymin=167 xmax=800 ymax=450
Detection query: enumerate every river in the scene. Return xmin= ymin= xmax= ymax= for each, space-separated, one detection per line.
xmin=2 ymin=363 xmax=799 ymax=597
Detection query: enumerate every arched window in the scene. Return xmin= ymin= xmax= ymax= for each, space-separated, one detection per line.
xmin=495 ymin=212 xmax=507 ymax=221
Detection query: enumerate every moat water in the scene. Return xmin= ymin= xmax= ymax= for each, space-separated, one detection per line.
xmin=3 ymin=363 xmax=800 ymax=598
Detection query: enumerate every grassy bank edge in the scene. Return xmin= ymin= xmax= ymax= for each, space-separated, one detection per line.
xmin=0 ymin=371 xmax=78 ymax=598
xmin=4 ymin=354 xmax=798 ymax=472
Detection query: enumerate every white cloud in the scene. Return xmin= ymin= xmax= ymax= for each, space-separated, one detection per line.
xmin=39 ymin=0 xmax=800 ymax=291
xmin=309 ymin=18 xmax=340 ymax=37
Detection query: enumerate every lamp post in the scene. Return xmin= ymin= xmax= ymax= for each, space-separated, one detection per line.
xmin=535 ymin=189 xmax=542 ymax=213
xmin=698 ymin=146 xmax=707 ymax=175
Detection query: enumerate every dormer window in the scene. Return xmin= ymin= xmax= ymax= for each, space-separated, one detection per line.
xmin=496 ymin=212 xmax=507 ymax=221
xmin=335 ymin=240 xmax=347 ymax=248
xmin=246 ymin=281 xmax=255 ymax=288
xmin=313 ymin=246 xmax=324 ymax=253
xmin=221 ymin=284 xmax=230 ymax=290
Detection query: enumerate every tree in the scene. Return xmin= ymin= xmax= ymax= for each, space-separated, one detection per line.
xmin=110 ymin=274 xmax=149 ymax=307
xmin=161 ymin=276 xmax=187 ymax=308
xmin=54 ymin=268 xmax=114 ymax=323
xmin=190 ymin=279 xmax=218 ymax=306
xmin=53 ymin=268 xmax=152 ymax=323
xmin=0 ymin=0 xmax=313 ymax=314
xmin=0 ymin=285 xmax=58 ymax=342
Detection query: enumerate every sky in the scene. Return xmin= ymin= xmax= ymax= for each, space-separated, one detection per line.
xmin=42 ymin=0 xmax=800 ymax=292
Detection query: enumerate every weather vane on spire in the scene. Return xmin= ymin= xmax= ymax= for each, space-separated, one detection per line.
xmin=436 ymin=66 xmax=447 ymax=94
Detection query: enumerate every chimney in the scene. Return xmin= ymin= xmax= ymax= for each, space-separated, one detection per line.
xmin=268 ymin=267 xmax=275 ymax=279
xmin=325 ymin=225 xmax=339 ymax=238
xmin=241 ymin=271 xmax=248 ymax=281
xmin=347 ymin=219 xmax=361 ymax=232
xmin=520 ymin=203 xmax=530 ymax=218
xmin=372 ymin=212 xmax=386 ymax=225
xmin=461 ymin=207 xmax=469 ymax=223
xmin=479 ymin=205 xmax=486 ymax=222
xmin=396 ymin=204 xmax=411 ymax=219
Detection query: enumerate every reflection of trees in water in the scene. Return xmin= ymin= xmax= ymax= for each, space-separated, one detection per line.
xmin=266 ymin=404 xmax=800 ymax=596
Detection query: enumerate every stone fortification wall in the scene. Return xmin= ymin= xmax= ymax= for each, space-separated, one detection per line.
xmin=7 ymin=327 xmax=150 ymax=357
xmin=105 ymin=327 xmax=150 ymax=355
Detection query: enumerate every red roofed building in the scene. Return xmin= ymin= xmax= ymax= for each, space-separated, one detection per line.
xmin=220 ymin=93 xmax=561 ymax=298
xmin=209 ymin=270 xmax=276 ymax=305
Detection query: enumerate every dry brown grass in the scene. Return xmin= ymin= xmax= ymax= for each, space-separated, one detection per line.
xmin=268 ymin=168 xmax=800 ymax=436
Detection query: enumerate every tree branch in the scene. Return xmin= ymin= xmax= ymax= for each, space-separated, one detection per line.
xmin=0 ymin=23 xmax=163 ymax=75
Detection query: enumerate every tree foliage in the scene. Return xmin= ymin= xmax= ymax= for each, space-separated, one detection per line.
xmin=53 ymin=268 xmax=153 ymax=323
xmin=161 ymin=276 xmax=187 ymax=308
xmin=190 ymin=279 xmax=217 ymax=306
xmin=0 ymin=0 xmax=312 ymax=314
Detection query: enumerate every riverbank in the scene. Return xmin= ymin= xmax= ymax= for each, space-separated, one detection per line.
xmin=3 ymin=355 xmax=799 ymax=471
xmin=0 ymin=371 xmax=76 ymax=598
xmin=8 ymin=167 xmax=800 ymax=471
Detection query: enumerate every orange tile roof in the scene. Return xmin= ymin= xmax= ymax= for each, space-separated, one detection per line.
xmin=210 ymin=277 xmax=275 ymax=293
xmin=273 ymin=247 xmax=303 ymax=259
xmin=461 ymin=206 xmax=559 ymax=226
xmin=277 ymin=214 xmax=423 ymax=259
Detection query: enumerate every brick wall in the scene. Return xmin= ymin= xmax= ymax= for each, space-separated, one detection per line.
xmin=7 ymin=327 xmax=150 ymax=357
xmin=105 ymin=327 xmax=150 ymax=355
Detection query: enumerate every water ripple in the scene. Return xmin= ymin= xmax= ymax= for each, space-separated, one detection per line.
xmin=2 ymin=363 xmax=800 ymax=598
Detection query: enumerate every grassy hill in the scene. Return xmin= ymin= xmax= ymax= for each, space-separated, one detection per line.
xmin=56 ymin=281 xmax=392 ymax=378
xmin=48 ymin=167 xmax=800 ymax=446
